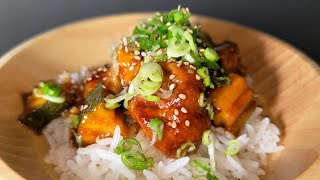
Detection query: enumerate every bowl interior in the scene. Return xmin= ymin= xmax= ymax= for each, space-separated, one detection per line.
xmin=0 ymin=14 xmax=319 ymax=180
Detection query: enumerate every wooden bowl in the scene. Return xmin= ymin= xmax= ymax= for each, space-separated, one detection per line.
xmin=0 ymin=14 xmax=319 ymax=180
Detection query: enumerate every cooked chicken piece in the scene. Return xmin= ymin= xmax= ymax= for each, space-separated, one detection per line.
xmin=83 ymin=66 xmax=122 ymax=97
xmin=77 ymin=102 xmax=130 ymax=146
xmin=128 ymin=62 xmax=211 ymax=157
xmin=117 ymin=48 xmax=142 ymax=86
xmin=215 ymin=41 xmax=240 ymax=73
xmin=209 ymin=73 xmax=256 ymax=135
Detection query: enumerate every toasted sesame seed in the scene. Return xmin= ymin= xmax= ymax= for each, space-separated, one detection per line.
xmin=83 ymin=104 xmax=88 ymax=110
xmin=87 ymin=77 xmax=92 ymax=81
xmin=174 ymin=109 xmax=179 ymax=116
xmin=134 ymin=50 xmax=140 ymax=55
xmin=156 ymin=49 xmax=163 ymax=55
xmin=160 ymin=16 xmax=163 ymax=22
xmin=196 ymin=74 xmax=201 ymax=80
xmin=190 ymin=65 xmax=196 ymax=70
xmin=125 ymin=46 xmax=129 ymax=53
xmin=187 ymin=29 xmax=193 ymax=34
xmin=185 ymin=120 xmax=190 ymax=127
xmin=162 ymin=35 xmax=167 ymax=39
xmin=177 ymin=63 xmax=182 ymax=67
xmin=141 ymin=52 xmax=147 ymax=56
xmin=95 ymin=75 xmax=99 ymax=78
xmin=141 ymin=23 xmax=146 ymax=28
xmin=166 ymin=22 xmax=171 ymax=26
xmin=147 ymin=17 xmax=152 ymax=21
xmin=199 ymin=48 xmax=205 ymax=52
xmin=103 ymin=77 xmax=107 ymax=81
xmin=134 ymin=56 xmax=141 ymax=60
xmin=169 ymin=83 xmax=176 ymax=90
xmin=172 ymin=121 xmax=177 ymax=128
xmin=181 ymin=107 xmax=188 ymax=113
xmin=129 ymin=66 xmax=134 ymax=71
xmin=183 ymin=62 xmax=189 ymax=65
xmin=196 ymin=38 xmax=203 ymax=43
xmin=169 ymin=74 xmax=176 ymax=80
xmin=102 ymin=85 xmax=106 ymax=89
xmin=178 ymin=94 xmax=186 ymax=99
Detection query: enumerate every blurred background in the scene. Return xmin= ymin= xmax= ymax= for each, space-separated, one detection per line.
xmin=0 ymin=0 xmax=319 ymax=62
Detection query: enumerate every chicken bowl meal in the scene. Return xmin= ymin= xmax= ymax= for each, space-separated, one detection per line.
xmin=18 ymin=7 xmax=284 ymax=180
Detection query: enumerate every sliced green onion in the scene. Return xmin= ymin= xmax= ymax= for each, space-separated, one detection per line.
xmin=202 ymin=130 xmax=211 ymax=146
xmin=148 ymin=118 xmax=164 ymax=141
xmin=167 ymin=26 xmax=190 ymax=57
xmin=176 ymin=142 xmax=196 ymax=158
xmin=197 ymin=67 xmax=209 ymax=79
xmin=204 ymin=47 xmax=219 ymax=62
xmin=72 ymin=115 xmax=82 ymax=129
xmin=205 ymin=102 xmax=215 ymax=121
xmin=39 ymin=82 xmax=63 ymax=97
xmin=204 ymin=131 xmax=216 ymax=174
xmin=129 ymin=62 xmax=164 ymax=97
xmin=145 ymin=95 xmax=160 ymax=102
xmin=192 ymin=160 xmax=219 ymax=180
xmin=204 ymin=77 xmax=211 ymax=87
xmin=114 ymin=138 xmax=142 ymax=155
xmin=33 ymin=88 xmax=66 ymax=104
xmin=121 ymin=150 xmax=154 ymax=170
xmin=72 ymin=130 xmax=82 ymax=147
xmin=214 ymin=77 xmax=231 ymax=86
xmin=198 ymin=92 xmax=207 ymax=108
xmin=114 ymin=138 xmax=154 ymax=170
xmin=184 ymin=30 xmax=197 ymax=52
xmin=225 ymin=140 xmax=240 ymax=156
xmin=105 ymin=102 xmax=120 ymax=109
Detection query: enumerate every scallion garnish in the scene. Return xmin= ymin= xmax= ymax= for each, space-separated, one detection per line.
xmin=198 ymin=92 xmax=207 ymax=108
xmin=202 ymin=130 xmax=216 ymax=176
xmin=145 ymin=95 xmax=161 ymax=102
xmin=114 ymin=138 xmax=154 ymax=170
xmin=148 ymin=118 xmax=164 ymax=141
xmin=176 ymin=142 xmax=196 ymax=158
xmin=33 ymin=82 xmax=66 ymax=104
xmin=72 ymin=130 xmax=82 ymax=147
xmin=192 ymin=160 xmax=219 ymax=180
xmin=225 ymin=140 xmax=240 ymax=156
xmin=204 ymin=47 xmax=219 ymax=62
xmin=72 ymin=115 xmax=81 ymax=129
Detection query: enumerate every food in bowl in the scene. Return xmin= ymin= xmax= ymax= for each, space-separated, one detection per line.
xmin=18 ymin=7 xmax=283 ymax=180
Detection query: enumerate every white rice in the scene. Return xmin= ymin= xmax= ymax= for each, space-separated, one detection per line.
xmin=43 ymin=68 xmax=284 ymax=180
xmin=43 ymin=107 xmax=284 ymax=180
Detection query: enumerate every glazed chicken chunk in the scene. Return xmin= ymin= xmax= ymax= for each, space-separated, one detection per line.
xmin=128 ymin=62 xmax=211 ymax=157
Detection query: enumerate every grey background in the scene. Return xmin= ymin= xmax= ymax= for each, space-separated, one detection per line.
xmin=0 ymin=0 xmax=319 ymax=63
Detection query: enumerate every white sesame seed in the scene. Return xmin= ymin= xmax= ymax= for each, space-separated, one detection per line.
xmin=141 ymin=23 xmax=146 ymax=28
xmin=190 ymin=65 xmax=196 ymax=70
xmin=169 ymin=74 xmax=176 ymax=80
xmin=169 ymin=83 xmax=176 ymax=90
xmin=95 ymin=75 xmax=99 ymax=78
xmin=174 ymin=109 xmax=179 ymax=116
xmin=134 ymin=50 xmax=140 ymax=55
xmin=125 ymin=46 xmax=129 ymax=53
xmin=187 ymin=29 xmax=193 ymax=34
xmin=162 ymin=35 xmax=167 ymax=39
xmin=102 ymin=77 xmax=107 ymax=81
xmin=87 ymin=77 xmax=92 ymax=81
xmin=166 ymin=22 xmax=171 ymax=26
xmin=102 ymin=85 xmax=106 ymax=89
xmin=196 ymin=74 xmax=201 ymax=80
xmin=178 ymin=94 xmax=186 ymax=99
xmin=183 ymin=62 xmax=189 ymax=65
xmin=199 ymin=48 xmax=205 ymax=52
xmin=129 ymin=66 xmax=134 ymax=71
xmin=135 ymin=41 xmax=140 ymax=47
xmin=141 ymin=52 xmax=147 ymax=57
xmin=147 ymin=17 xmax=152 ymax=21
xmin=172 ymin=121 xmax=177 ymax=128
xmin=134 ymin=56 xmax=141 ymax=60
xmin=181 ymin=107 xmax=188 ymax=113
xmin=83 ymin=104 xmax=88 ymax=110
xmin=185 ymin=120 xmax=190 ymax=127
xmin=196 ymin=39 xmax=202 ymax=43
xmin=177 ymin=63 xmax=182 ymax=67
xmin=160 ymin=16 xmax=163 ymax=22
xmin=156 ymin=49 xmax=163 ymax=55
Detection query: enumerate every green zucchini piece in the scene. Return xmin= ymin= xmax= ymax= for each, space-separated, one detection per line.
xmin=82 ymin=83 xmax=105 ymax=114
xmin=18 ymin=101 xmax=68 ymax=133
